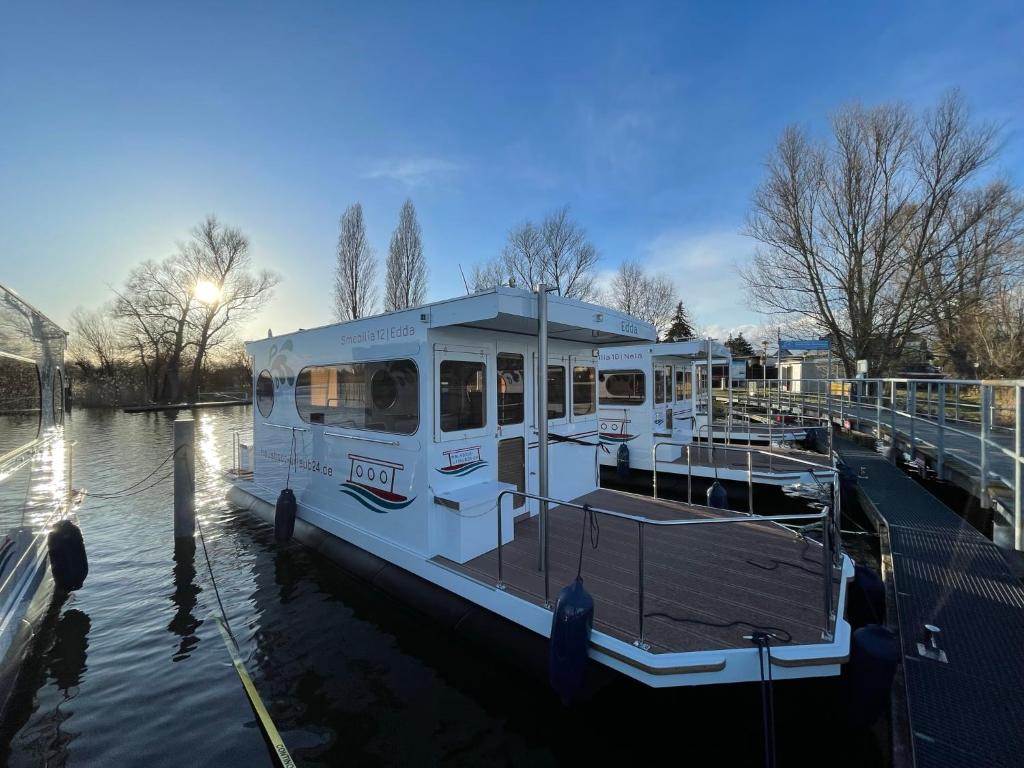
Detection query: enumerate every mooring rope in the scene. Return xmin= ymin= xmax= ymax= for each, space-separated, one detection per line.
xmin=750 ymin=631 xmax=777 ymax=768
xmin=83 ymin=445 xmax=183 ymax=499
xmin=195 ymin=507 xmax=297 ymax=768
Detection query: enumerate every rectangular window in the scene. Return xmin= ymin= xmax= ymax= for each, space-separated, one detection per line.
xmin=547 ymin=365 xmax=566 ymax=420
xmin=676 ymin=369 xmax=692 ymax=400
xmin=295 ymin=360 xmax=419 ymax=434
xmin=497 ymin=353 xmax=524 ymax=426
xmin=440 ymin=360 xmax=486 ymax=432
xmin=655 ymin=367 xmax=668 ymax=404
xmin=599 ymin=370 xmax=646 ymax=406
xmin=572 ymin=365 xmax=596 ymax=416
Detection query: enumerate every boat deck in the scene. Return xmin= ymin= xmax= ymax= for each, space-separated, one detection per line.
xmin=669 ymin=444 xmax=831 ymax=477
xmin=435 ymin=489 xmax=839 ymax=654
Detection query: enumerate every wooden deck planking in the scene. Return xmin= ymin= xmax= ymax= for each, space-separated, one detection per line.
xmin=436 ymin=488 xmax=837 ymax=653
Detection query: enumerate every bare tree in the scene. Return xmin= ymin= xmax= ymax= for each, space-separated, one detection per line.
xmin=384 ymin=199 xmax=428 ymax=311
xmin=334 ymin=203 xmax=377 ymax=320
xmin=501 ymin=207 xmax=600 ymax=299
xmin=742 ymin=91 xmax=1014 ymax=375
xmin=181 ymin=215 xmax=280 ymax=400
xmin=113 ymin=256 xmax=194 ymax=402
xmin=968 ymin=271 xmax=1024 ymax=376
xmin=68 ymin=305 xmax=121 ymax=374
xmin=112 ymin=215 xmax=278 ymax=402
xmin=607 ymin=260 xmax=677 ymax=337
xmin=467 ymin=258 xmax=508 ymax=292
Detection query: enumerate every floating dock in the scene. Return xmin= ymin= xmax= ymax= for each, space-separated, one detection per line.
xmin=838 ymin=437 xmax=1024 ymax=768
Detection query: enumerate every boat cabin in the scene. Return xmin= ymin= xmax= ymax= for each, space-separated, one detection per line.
xmin=597 ymin=341 xmax=832 ymax=487
xmin=245 ymin=287 xmax=655 ymax=563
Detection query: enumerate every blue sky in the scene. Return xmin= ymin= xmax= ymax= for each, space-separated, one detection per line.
xmin=2 ymin=1 xmax=1022 ymax=343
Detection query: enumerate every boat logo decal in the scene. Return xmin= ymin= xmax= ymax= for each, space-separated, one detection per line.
xmin=340 ymin=453 xmax=414 ymax=513
xmin=268 ymin=340 xmax=295 ymax=387
xmin=598 ymin=416 xmax=637 ymax=444
xmin=437 ymin=446 xmax=488 ymax=476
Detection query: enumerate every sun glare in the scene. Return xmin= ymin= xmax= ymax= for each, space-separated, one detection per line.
xmin=193 ymin=280 xmax=222 ymax=304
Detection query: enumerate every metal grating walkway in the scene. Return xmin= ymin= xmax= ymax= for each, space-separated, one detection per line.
xmin=838 ymin=438 xmax=1024 ymax=768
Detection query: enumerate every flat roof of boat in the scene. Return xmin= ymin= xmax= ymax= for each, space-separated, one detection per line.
xmin=651 ymin=340 xmax=731 ymax=359
xmin=248 ymin=286 xmax=656 ymax=345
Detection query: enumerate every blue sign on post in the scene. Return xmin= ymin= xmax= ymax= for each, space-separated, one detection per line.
xmin=780 ymin=339 xmax=831 ymax=352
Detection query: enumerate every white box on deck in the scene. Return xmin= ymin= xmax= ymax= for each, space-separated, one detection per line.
xmin=432 ymin=480 xmax=516 ymax=564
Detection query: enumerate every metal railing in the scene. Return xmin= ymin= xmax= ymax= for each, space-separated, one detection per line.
xmin=728 ymin=376 xmax=1024 ymax=550
xmin=495 ymin=488 xmax=842 ymax=648
xmin=651 ymin=439 xmax=837 ymax=513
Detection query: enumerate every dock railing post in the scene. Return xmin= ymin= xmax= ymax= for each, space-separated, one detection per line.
xmin=747 ymin=451 xmax=754 ymax=514
xmin=937 ymin=383 xmax=946 ymax=480
xmin=875 ymin=380 xmax=882 ymax=440
xmin=890 ymin=381 xmax=897 ymax=463
xmin=909 ymin=385 xmax=916 ymax=461
xmin=980 ymin=384 xmax=991 ymax=510
xmin=1015 ymin=384 xmax=1022 ymax=551
xmin=173 ymin=415 xmax=195 ymax=539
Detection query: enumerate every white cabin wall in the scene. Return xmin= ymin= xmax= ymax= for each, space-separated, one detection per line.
xmin=246 ymin=310 xmax=432 ymax=555
xmin=245 ymin=316 xmax=611 ymax=560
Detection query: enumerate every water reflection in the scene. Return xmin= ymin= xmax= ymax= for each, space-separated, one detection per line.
xmin=0 ymin=592 xmax=91 ymax=766
xmin=168 ymin=539 xmax=202 ymax=661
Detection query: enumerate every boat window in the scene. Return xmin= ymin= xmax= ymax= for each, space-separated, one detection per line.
xmin=256 ymin=370 xmax=274 ymax=417
xmin=296 ymin=360 xmax=419 ymax=434
xmin=52 ymin=368 xmax=64 ymax=425
xmin=676 ymin=369 xmax=692 ymax=401
xmin=572 ymin=365 xmax=596 ymax=416
xmin=497 ymin=353 xmax=524 ymax=426
xmin=440 ymin=360 xmax=486 ymax=432
xmin=0 ymin=355 xmax=41 ymax=454
xmin=655 ymin=367 xmax=668 ymax=404
xmin=599 ymin=370 xmax=645 ymax=406
xmin=547 ymin=365 xmax=566 ymax=420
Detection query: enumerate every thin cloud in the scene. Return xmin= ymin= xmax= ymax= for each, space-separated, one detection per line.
xmin=363 ymin=156 xmax=462 ymax=187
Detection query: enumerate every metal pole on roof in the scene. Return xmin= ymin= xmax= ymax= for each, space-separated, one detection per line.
xmin=536 ymin=284 xmax=551 ymax=606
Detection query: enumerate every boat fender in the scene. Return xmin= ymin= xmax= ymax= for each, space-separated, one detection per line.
xmin=274 ymin=488 xmax=297 ymax=543
xmin=47 ymin=520 xmax=88 ymax=592
xmin=615 ymin=443 xmax=630 ymax=479
xmin=548 ymin=576 xmax=594 ymax=705
xmin=845 ymin=624 xmax=900 ymax=730
xmin=706 ymin=480 xmax=729 ymax=509
xmin=848 ymin=565 xmax=885 ymax=628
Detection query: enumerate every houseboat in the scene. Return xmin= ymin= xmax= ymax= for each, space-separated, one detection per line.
xmin=0 ymin=283 xmax=85 ymax=716
xmin=228 ymin=287 xmax=852 ymax=690
xmin=597 ymin=341 xmax=835 ymax=493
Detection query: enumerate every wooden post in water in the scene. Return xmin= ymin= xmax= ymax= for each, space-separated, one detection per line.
xmin=174 ymin=415 xmax=196 ymax=538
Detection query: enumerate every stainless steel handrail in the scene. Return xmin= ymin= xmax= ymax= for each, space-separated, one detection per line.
xmin=495 ymin=488 xmax=839 ymax=647
xmin=324 ymin=431 xmax=401 ymax=447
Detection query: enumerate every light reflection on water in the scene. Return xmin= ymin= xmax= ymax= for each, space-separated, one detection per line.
xmin=0 ymin=406 xmax=877 ymax=768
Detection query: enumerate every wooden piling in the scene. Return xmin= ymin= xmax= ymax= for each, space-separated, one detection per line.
xmin=174 ymin=416 xmax=195 ymax=538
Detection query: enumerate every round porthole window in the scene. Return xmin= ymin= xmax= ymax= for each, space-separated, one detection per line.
xmin=53 ymin=368 xmax=64 ymax=425
xmin=256 ymin=370 xmax=275 ymax=417
xmin=370 ymin=369 xmax=398 ymax=410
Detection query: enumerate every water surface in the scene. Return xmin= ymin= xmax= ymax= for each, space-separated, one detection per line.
xmin=0 ymin=407 xmax=882 ymax=767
